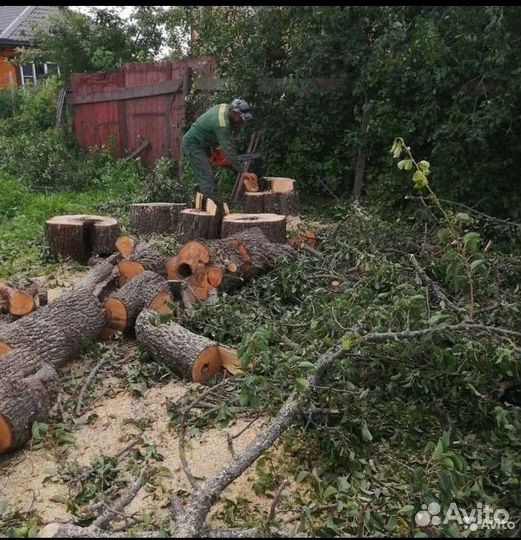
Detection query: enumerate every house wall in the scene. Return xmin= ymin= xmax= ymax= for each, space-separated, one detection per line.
xmin=0 ymin=47 xmax=20 ymax=89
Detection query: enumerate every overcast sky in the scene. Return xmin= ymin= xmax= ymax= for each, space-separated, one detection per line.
xmin=69 ymin=6 xmax=135 ymax=19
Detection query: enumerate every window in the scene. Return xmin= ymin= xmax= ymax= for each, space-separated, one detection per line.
xmin=19 ymin=62 xmax=61 ymax=87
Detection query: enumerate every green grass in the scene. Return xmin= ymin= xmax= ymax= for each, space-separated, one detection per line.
xmin=0 ymin=173 xmax=140 ymax=280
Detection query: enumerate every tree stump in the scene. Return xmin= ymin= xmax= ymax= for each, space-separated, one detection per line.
xmin=243 ymin=190 xmax=299 ymax=216
xmin=129 ymin=203 xmax=187 ymax=235
xmin=135 ymin=309 xmax=240 ymax=383
xmin=178 ymin=209 xmax=221 ymax=243
xmin=103 ymin=271 xmax=172 ymax=333
xmin=221 ymin=213 xmax=287 ymax=244
xmin=45 ymin=215 xmax=120 ymax=263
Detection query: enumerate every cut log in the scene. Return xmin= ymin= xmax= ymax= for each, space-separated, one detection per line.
xmin=136 ymin=309 xmax=239 ymax=383
xmin=264 ymin=191 xmax=300 ymax=216
xmin=0 ymin=349 xmax=59 ymax=454
xmin=115 ymin=235 xmax=138 ymax=258
xmin=265 ymin=177 xmax=296 ymax=193
xmin=227 ymin=228 xmax=296 ymax=276
xmin=45 ymin=215 xmax=120 ymax=263
xmin=0 ymin=283 xmax=36 ymax=316
xmin=221 ymin=213 xmax=287 ymax=244
xmin=103 ymin=271 xmax=171 ymax=332
xmin=117 ymin=243 xmax=165 ymax=286
xmin=129 ymin=203 xmax=187 ymax=235
xmin=0 ymin=256 xmax=119 ymax=364
xmin=243 ymin=191 xmax=275 ymax=214
xmin=178 ymin=209 xmax=221 ymax=242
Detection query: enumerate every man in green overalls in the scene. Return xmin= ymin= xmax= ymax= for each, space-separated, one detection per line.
xmin=182 ymin=99 xmax=254 ymax=202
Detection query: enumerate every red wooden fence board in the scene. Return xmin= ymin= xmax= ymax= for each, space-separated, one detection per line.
xmin=70 ymin=57 xmax=216 ymax=167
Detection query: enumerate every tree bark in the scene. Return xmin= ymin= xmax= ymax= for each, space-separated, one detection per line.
xmin=352 ymin=102 xmax=373 ymax=200
xmin=222 ymin=214 xmax=287 ymax=244
xmin=130 ymin=203 xmax=187 ymax=235
xmin=117 ymin=242 xmax=165 ymax=286
xmin=0 ymin=349 xmax=59 ymax=453
xmin=135 ymin=309 xmax=226 ymax=383
xmin=178 ymin=209 xmax=220 ymax=243
xmin=103 ymin=271 xmax=171 ymax=332
xmin=45 ymin=215 xmax=120 ymax=263
xmin=264 ymin=191 xmax=300 ymax=216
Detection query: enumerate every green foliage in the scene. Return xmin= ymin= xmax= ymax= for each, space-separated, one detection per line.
xmin=165 ymin=6 xmax=521 ymax=220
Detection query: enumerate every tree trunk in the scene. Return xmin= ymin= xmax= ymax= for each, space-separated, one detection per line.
xmin=242 ymin=192 xmax=273 ymax=214
xmin=136 ymin=309 xmax=239 ymax=383
xmin=129 ymin=203 xmax=187 ymax=235
xmin=264 ymin=191 xmax=300 ymax=216
xmin=0 ymin=349 xmax=59 ymax=454
xmin=103 ymin=271 xmax=172 ymax=332
xmin=0 ymin=290 xmax=106 ymax=366
xmin=178 ymin=209 xmax=220 ymax=243
xmin=222 ymin=213 xmax=287 ymax=244
xmin=352 ymin=102 xmax=373 ymax=200
xmin=45 ymin=215 xmax=120 ymax=263
xmin=117 ymin=243 xmax=165 ymax=286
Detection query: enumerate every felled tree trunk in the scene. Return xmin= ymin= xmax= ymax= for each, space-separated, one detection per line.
xmin=0 ymin=349 xmax=59 ymax=454
xmin=117 ymin=243 xmax=165 ymax=286
xmin=103 ymin=271 xmax=172 ymax=332
xmin=221 ymin=213 xmax=287 ymax=244
xmin=136 ymin=309 xmax=239 ymax=383
xmin=178 ymin=209 xmax=221 ymax=243
xmin=129 ymin=203 xmax=187 ymax=235
xmin=0 ymin=256 xmax=119 ymax=361
xmin=45 ymin=215 xmax=120 ymax=263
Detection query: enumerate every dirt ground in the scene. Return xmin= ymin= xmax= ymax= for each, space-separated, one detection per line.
xmin=0 ymin=371 xmax=292 ymax=532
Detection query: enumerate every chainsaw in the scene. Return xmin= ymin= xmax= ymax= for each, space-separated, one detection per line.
xmin=210 ymin=147 xmax=261 ymax=168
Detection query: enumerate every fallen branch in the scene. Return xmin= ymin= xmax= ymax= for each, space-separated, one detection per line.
xmin=409 ymin=254 xmax=465 ymax=313
xmin=75 ymin=355 xmax=110 ymax=416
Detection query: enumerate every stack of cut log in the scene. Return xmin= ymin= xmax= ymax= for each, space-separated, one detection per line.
xmin=243 ymin=177 xmax=300 ymax=216
xmin=166 ymin=227 xmax=295 ymax=304
xmin=1 ymin=219 xmax=297 ymax=454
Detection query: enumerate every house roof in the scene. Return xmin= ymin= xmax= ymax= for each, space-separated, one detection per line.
xmin=0 ymin=6 xmax=61 ymax=42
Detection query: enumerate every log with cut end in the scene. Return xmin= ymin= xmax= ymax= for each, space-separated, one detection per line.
xmin=129 ymin=203 xmax=187 ymax=235
xmin=227 ymin=228 xmax=296 ymax=276
xmin=221 ymin=213 xmax=287 ymax=244
xmin=117 ymin=242 xmax=165 ymax=286
xmin=0 ymin=256 xmax=119 ymax=363
xmin=103 ymin=271 xmax=172 ymax=332
xmin=45 ymin=215 xmax=120 ymax=263
xmin=243 ymin=191 xmax=276 ymax=214
xmin=115 ymin=235 xmax=138 ymax=257
xmin=0 ymin=349 xmax=59 ymax=454
xmin=265 ymin=177 xmax=296 ymax=193
xmin=135 ymin=309 xmax=241 ymax=383
xmin=0 ymin=283 xmax=36 ymax=316
xmin=178 ymin=209 xmax=221 ymax=242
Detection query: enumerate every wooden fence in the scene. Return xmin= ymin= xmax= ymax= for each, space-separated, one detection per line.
xmin=67 ymin=56 xmax=216 ymax=167
xmin=67 ymin=56 xmax=350 ymax=168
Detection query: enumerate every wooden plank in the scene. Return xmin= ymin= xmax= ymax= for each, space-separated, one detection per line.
xmin=68 ymin=78 xmax=183 ymax=105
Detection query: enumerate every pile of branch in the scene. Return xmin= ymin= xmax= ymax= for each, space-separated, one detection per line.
xmin=167 ymin=227 xmax=296 ymax=304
